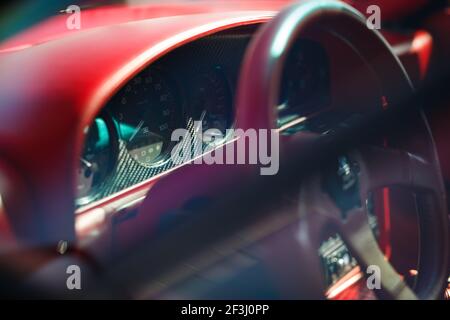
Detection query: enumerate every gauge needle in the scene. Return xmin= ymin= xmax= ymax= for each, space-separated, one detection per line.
xmin=80 ymin=157 xmax=93 ymax=169
xmin=129 ymin=120 xmax=144 ymax=142
xmin=194 ymin=111 xmax=207 ymax=134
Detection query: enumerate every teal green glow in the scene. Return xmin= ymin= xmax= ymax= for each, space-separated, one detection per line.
xmin=94 ymin=118 xmax=110 ymax=149
xmin=117 ymin=122 xmax=136 ymax=141
xmin=270 ymin=1 xmax=350 ymax=58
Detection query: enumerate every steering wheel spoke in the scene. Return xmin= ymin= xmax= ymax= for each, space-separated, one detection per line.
xmin=358 ymin=146 xmax=438 ymax=196
xmin=298 ymin=173 xmax=418 ymax=299
xmin=339 ymin=207 xmax=418 ymax=300
xmin=295 ymin=176 xmax=341 ymax=298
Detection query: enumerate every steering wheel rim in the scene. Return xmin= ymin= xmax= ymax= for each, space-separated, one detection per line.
xmin=235 ymin=0 xmax=449 ymax=299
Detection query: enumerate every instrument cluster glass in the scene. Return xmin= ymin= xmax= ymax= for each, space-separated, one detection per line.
xmin=110 ymin=68 xmax=182 ymax=167
xmin=75 ymin=62 xmax=235 ymax=205
xmin=75 ymin=35 xmax=330 ymax=207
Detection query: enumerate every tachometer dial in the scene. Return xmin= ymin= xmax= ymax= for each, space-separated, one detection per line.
xmin=112 ymin=68 xmax=182 ymax=167
xmin=190 ymin=67 xmax=232 ymax=139
xmin=76 ymin=113 xmax=117 ymax=204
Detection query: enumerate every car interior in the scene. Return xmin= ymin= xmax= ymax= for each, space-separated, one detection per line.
xmin=0 ymin=0 xmax=449 ymax=300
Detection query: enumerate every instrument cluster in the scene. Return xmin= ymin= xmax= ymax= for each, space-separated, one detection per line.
xmin=76 ymin=33 xmax=249 ymax=207
xmin=76 ymin=33 xmax=331 ymax=207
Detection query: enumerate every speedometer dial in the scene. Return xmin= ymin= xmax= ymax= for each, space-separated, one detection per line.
xmin=111 ymin=68 xmax=182 ymax=167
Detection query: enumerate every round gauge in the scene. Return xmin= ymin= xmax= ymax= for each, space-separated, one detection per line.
xmin=112 ymin=68 xmax=182 ymax=167
xmin=190 ymin=67 xmax=232 ymax=140
xmin=278 ymin=40 xmax=330 ymax=127
xmin=76 ymin=113 xmax=117 ymax=204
